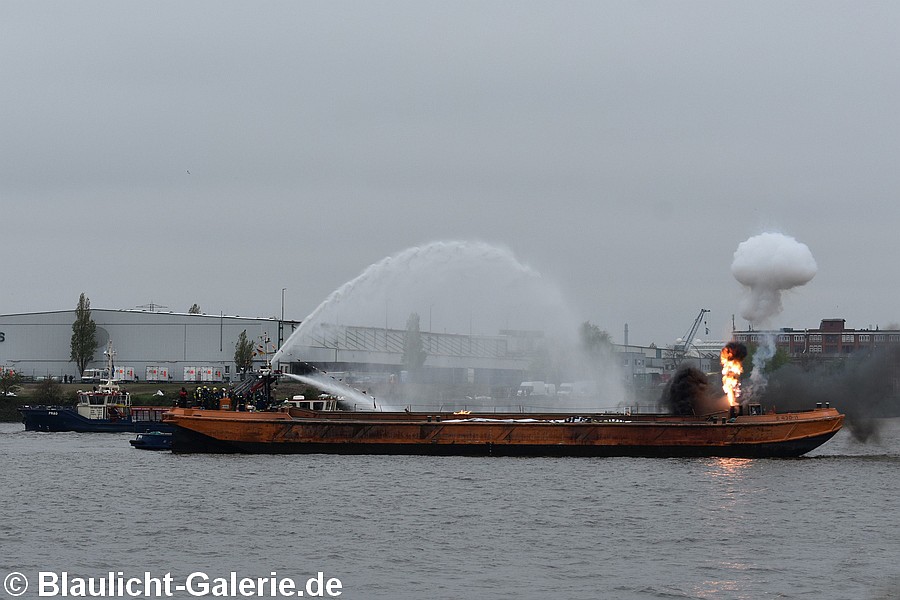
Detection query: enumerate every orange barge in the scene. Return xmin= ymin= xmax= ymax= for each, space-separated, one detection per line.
xmin=163 ymin=405 xmax=844 ymax=457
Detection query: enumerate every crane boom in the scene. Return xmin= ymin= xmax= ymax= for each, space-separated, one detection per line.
xmin=678 ymin=309 xmax=710 ymax=361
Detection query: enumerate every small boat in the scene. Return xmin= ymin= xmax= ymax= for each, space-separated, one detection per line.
xmin=18 ymin=342 xmax=173 ymax=433
xmin=19 ymin=384 xmax=174 ymax=433
xmin=129 ymin=431 xmax=173 ymax=450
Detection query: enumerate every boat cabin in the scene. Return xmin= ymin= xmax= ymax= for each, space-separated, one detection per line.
xmin=283 ymin=395 xmax=339 ymax=412
xmin=76 ymin=379 xmax=131 ymax=420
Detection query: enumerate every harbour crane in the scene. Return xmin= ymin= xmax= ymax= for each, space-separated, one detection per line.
xmin=676 ymin=309 xmax=710 ymax=364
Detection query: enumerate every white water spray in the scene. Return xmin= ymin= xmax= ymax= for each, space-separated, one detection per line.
xmin=273 ymin=240 xmax=628 ymax=410
xmin=274 ymin=240 xmax=573 ymax=363
xmin=282 ymin=372 xmax=388 ymax=411
xmin=731 ymin=232 xmax=817 ymax=395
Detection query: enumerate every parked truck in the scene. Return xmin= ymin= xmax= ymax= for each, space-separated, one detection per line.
xmin=145 ymin=366 xmax=170 ymax=382
xmin=113 ymin=366 xmax=137 ymax=381
xmin=199 ymin=366 xmax=225 ymax=382
xmin=80 ymin=368 xmax=109 ymax=384
xmin=516 ymin=381 xmax=557 ymax=398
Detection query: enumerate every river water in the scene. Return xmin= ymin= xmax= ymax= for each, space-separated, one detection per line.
xmin=1 ymin=420 xmax=899 ymax=600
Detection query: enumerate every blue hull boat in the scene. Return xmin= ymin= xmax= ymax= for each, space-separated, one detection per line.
xmin=19 ymin=405 xmax=174 ymax=433
xmin=129 ymin=431 xmax=173 ymax=450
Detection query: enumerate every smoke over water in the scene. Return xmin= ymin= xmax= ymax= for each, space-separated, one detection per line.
xmin=728 ymin=233 xmax=897 ymax=442
xmin=661 ymin=366 xmax=711 ymax=416
xmin=662 ymin=342 xmax=748 ymax=416
xmin=758 ymin=348 xmax=900 ymax=442
xmin=731 ymin=233 xmax=817 ymax=395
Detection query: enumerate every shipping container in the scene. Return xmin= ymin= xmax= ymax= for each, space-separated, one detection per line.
xmin=199 ymin=366 xmax=224 ymax=382
xmin=183 ymin=366 xmax=199 ymax=382
xmin=146 ymin=366 xmax=171 ymax=382
xmin=113 ymin=366 xmax=137 ymax=381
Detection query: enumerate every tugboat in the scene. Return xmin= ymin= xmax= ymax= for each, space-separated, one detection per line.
xmin=18 ymin=342 xmax=173 ymax=433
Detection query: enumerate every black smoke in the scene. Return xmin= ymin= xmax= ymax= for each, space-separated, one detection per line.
xmin=757 ymin=348 xmax=900 ymax=442
xmin=662 ymin=343 xmax=748 ymax=416
xmin=662 ymin=365 xmax=711 ymax=416
xmin=722 ymin=340 xmax=748 ymax=362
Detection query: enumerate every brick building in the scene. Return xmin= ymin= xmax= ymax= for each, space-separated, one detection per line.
xmin=733 ymin=318 xmax=900 ymax=358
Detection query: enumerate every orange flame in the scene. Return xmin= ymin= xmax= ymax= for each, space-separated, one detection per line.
xmin=720 ymin=346 xmax=744 ymax=407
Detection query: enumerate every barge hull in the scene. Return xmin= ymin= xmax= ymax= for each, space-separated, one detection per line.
xmin=169 ymin=408 xmax=844 ymax=458
xmin=173 ymin=427 xmax=839 ymax=457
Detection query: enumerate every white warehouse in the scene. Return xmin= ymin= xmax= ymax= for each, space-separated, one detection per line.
xmin=0 ymin=309 xmax=296 ymax=382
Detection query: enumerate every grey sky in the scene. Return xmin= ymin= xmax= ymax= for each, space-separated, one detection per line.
xmin=3 ymin=1 xmax=899 ymax=347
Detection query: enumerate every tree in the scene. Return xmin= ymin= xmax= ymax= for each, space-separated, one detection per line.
xmin=402 ymin=312 xmax=427 ymax=374
xmin=573 ymin=321 xmax=616 ymax=383
xmin=0 ymin=368 xmax=22 ymax=397
xmin=764 ymin=347 xmax=792 ymax=374
xmin=234 ymin=330 xmax=254 ymax=372
xmin=579 ymin=321 xmax=613 ymax=356
xmin=189 ymin=303 xmax=202 ymax=314
xmin=70 ymin=293 xmax=97 ymax=375
xmin=33 ymin=378 xmax=63 ymax=404
xmin=743 ymin=344 xmax=792 ymax=376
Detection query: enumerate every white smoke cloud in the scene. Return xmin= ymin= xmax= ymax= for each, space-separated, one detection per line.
xmin=731 ymin=232 xmax=817 ymax=399
xmin=731 ymin=232 xmax=817 ymax=326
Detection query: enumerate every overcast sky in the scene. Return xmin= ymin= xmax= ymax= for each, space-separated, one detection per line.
xmin=3 ymin=1 xmax=899 ymax=347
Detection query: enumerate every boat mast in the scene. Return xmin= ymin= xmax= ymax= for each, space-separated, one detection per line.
xmin=103 ymin=340 xmax=116 ymax=378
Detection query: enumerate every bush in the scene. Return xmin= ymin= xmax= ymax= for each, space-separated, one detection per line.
xmin=32 ymin=379 xmax=63 ymax=405
xmin=0 ymin=398 xmax=22 ymax=422
xmin=0 ymin=369 xmax=23 ymax=397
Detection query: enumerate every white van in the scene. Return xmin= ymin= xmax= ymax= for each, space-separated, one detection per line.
xmin=80 ymin=368 xmax=109 ymax=383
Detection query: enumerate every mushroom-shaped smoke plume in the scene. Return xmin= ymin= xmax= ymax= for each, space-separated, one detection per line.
xmin=732 ymin=232 xmax=817 ymax=396
xmin=731 ymin=232 xmax=817 ymax=326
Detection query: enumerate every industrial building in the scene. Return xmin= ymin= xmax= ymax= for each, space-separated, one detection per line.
xmin=0 ymin=309 xmax=294 ymax=382
xmin=1 ymin=309 xmax=645 ymax=392
xmin=291 ymin=323 xmax=541 ymax=387
xmin=732 ymin=318 xmax=900 ymax=358
xmin=1 ymin=307 xmax=730 ymax=392
xmin=0 ymin=309 xmax=543 ymax=386
xmin=617 ymin=342 xmax=720 ymax=387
